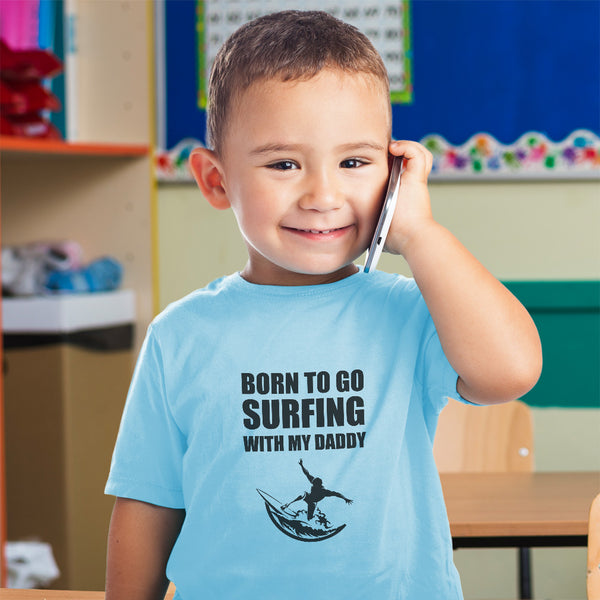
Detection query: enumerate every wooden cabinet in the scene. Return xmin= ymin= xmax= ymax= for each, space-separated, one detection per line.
xmin=0 ymin=0 xmax=155 ymax=588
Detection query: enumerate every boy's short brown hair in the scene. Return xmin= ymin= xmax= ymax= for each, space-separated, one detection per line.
xmin=207 ymin=10 xmax=390 ymax=156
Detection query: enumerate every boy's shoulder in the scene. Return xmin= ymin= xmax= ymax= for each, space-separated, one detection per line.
xmin=151 ymin=269 xmax=423 ymax=332
xmin=364 ymin=269 xmax=418 ymax=293
xmin=151 ymin=273 xmax=238 ymax=328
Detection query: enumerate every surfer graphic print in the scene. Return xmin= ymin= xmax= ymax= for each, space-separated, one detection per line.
xmin=258 ymin=459 xmax=353 ymax=542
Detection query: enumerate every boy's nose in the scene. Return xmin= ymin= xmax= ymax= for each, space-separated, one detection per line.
xmin=298 ymin=170 xmax=343 ymax=212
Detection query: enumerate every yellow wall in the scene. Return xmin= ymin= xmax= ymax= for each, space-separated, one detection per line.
xmin=157 ymin=178 xmax=599 ymax=599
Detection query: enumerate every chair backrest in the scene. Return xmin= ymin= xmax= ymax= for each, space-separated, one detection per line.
xmin=433 ymin=399 xmax=534 ymax=473
xmin=589 ymin=493 xmax=600 ymax=600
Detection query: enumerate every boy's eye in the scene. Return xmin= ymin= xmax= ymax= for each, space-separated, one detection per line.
xmin=268 ymin=160 xmax=298 ymax=171
xmin=340 ymin=158 xmax=366 ymax=169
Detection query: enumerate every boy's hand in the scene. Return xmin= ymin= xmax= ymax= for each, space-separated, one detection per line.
xmin=383 ymin=140 xmax=435 ymax=257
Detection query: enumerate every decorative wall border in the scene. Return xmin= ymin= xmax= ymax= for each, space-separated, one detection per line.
xmin=155 ymin=129 xmax=600 ymax=182
xmin=156 ymin=138 xmax=199 ymax=182
xmin=424 ymin=129 xmax=600 ymax=180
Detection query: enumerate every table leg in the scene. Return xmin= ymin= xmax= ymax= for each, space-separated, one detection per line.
xmin=518 ymin=547 xmax=532 ymax=599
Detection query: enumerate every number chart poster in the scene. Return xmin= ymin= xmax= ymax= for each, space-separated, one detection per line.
xmin=197 ymin=1 xmax=412 ymax=108
xmin=156 ymin=0 xmax=599 ymax=180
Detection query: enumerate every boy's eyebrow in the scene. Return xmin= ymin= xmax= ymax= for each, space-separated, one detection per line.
xmin=336 ymin=141 xmax=387 ymax=153
xmin=249 ymin=141 xmax=387 ymax=156
xmin=249 ymin=143 xmax=304 ymax=156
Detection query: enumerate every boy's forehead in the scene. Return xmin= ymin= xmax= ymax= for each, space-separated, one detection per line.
xmin=227 ymin=69 xmax=391 ymax=133
xmin=237 ymin=69 xmax=387 ymax=99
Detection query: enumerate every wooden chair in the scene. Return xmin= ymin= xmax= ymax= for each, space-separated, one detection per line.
xmin=434 ymin=398 xmax=533 ymax=473
xmin=434 ymin=398 xmax=534 ymax=599
xmin=589 ymin=493 xmax=600 ymax=600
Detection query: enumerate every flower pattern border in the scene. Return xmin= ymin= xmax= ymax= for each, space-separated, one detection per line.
xmin=156 ymin=129 xmax=600 ymax=182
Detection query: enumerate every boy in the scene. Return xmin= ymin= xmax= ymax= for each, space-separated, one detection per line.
xmin=105 ymin=11 xmax=542 ymax=600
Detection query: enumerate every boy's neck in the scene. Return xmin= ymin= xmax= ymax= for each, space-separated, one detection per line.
xmin=239 ymin=262 xmax=360 ymax=286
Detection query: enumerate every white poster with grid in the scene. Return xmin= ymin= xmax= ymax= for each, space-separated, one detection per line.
xmin=198 ymin=1 xmax=412 ymax=107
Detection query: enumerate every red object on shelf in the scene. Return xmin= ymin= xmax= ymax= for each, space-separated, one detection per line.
xmin=1 ymin=79 xmax=61 ymax=115
xmin=1 ymin=114 xmax=62 ymax=139
xmin=0 ymin=40 xmax=62 ymax=81
xmin=0 ymin=79 xmax=26 ymax=113
xmin=0 ymin=40 xmax=63 ymax=139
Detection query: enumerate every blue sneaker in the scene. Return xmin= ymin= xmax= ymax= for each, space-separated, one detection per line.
xmin=45 ymin=257 xmax=123 ymax=293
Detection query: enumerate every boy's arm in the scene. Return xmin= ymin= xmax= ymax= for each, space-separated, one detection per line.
xmin=106 ymin=497 xmax=185 ymax=600
xmin=386 ymin=141 xmax=543 ymax=405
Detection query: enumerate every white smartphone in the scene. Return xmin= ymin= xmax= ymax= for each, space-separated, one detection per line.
xmin=364 ymin=156 xmax=404 ymax=273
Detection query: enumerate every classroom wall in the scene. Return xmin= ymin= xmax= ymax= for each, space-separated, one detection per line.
xmin=157 ymin=179 xmax=600 ymax=305
xmin=156 ymin=178 xmax=599 ymax=599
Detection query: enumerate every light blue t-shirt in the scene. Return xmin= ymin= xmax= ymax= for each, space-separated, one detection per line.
xmin=106 ymin=269 xmax=465 ymax=599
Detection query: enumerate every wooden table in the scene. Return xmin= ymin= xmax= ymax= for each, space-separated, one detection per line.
xmin=0 ymin=593 xmax=105 ymax=599
xmin=0 ymin=589 xmax=176 ymax=599
xmin=442 ymin=471 xmax=599 ymax=599
xmin=441 ymin=471 xmax=599 ymax=548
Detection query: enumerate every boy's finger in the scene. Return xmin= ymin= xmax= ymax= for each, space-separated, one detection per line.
xmin=389 ymin=140 xmax=432 ymax=178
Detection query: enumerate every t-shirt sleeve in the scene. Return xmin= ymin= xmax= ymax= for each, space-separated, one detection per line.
xmin=105 ymin=324 xmax=186 ymax=508
xmin=417 ymin=316 xmax=476 ymax=415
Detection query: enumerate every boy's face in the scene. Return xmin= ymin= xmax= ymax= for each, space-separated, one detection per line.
xmin=217 ymin=69 xmax=391 ymax=286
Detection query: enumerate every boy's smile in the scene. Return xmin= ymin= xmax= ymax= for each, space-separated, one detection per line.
xmin=201 ymin=69 xmax=391 ymax=286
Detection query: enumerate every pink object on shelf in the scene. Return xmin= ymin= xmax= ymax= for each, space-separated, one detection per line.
xmin=0 ymin=0 xmax=40 ymax=50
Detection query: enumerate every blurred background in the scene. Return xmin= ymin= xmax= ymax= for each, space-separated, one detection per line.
xmin=1 ymin=0 xmax=598 ymax=597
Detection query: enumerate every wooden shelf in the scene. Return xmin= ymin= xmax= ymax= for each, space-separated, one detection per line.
xmin=0 ymin=136 xmax=149 ymax=158
xmin=1 ymin=1 xmax=155 ymax=588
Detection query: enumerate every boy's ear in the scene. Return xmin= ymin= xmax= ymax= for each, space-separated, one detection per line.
xmin=189 ymin=148 xmax=230 ymax=210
